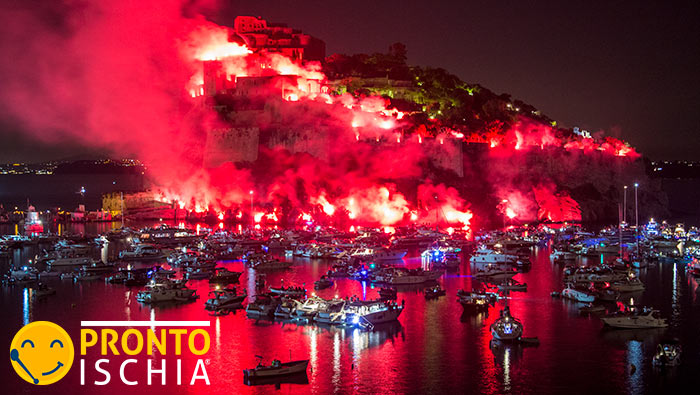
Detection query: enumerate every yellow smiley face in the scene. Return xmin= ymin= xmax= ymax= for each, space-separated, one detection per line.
xmin=9 ymin=321 xmax=74 ymax=385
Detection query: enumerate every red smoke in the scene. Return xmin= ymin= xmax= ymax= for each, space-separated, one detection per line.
xmin=0 ymin=1 xmax=641 ymax=229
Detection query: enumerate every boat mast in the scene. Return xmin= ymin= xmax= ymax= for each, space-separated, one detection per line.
xmin=618 ymin=203 xmax=622 ymax=258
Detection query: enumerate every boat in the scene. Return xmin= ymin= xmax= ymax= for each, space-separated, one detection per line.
xmin=208 ymin=267 xmax=243 ymax=284
xmin=136 ymin=280 xmax=198 ymax=303
xmin=37 ymin=270 xmax=61 ymax=280
xmin=274 ymin=298 xmax=300 ymax=319
xmin=343 ymin=299 xmax=404 ymax=328
xmin=46 ymin=256 xmax=95 ymax=267
xmin=9 ymin=267 xmax=38 ymax=281
xmin=382 ymin=268 xmax=442 ymax=285
xmin=294 ymin=297 xmax=325 ymax=320
xmin=592 ymin=287 xmax=620 ymax=302
xmin=251 ymin=259 xmax=293 ymax=270
xmin=315 ymin=299 xmax=347 ymax=324
xmin=119 ymin=244 xmax=164 ymax=261
xmin=205 ymin=288 xmax=247 ymax=310
xmin=470 ymin=247 xmax=519 ymax=264
xmin=610 ymin=277 xmax=645 ymax=293
xmin=23 ymin=205 xmax=44 ymax=234
xmin=424 ymin=285 xmax=446 ymax=299
xmin=314 ymin=276 xmax=333 ymax=290
xmin=687 ymin=259 xmax=700 ymax=276
xmin=32 ymin=283 xmax=56 ymax=297
xmin=600 ymin=306 xmax=668 ymax=329
xmin=579 ymin=304 xmax=606 ymax=314
xmin=458 ymin=290 xmax=496 ymax=313
xmin=561 ymin=284 xmax=596 ymax=303
xmin=243 ymin=356 xmax=309 ymax=379
xmin=652 ymin=340 xmax=681 ymax=367
xmin=74 ymin=271 xmax=104 ymax=281
xmin=351 ymin=247 xmax=407 ymax=262
xmin=269 ymin=285 xmax=306 ymax=297
xmin=186 ymin=268 xmax=212 ymax=280
xmin=246 ymin=294 xmax=281 ymax=318
xmin=490 ymin=306 xmax=524 ymax=342
xmin=550 ymin=249 xmax=576 ymax=261
xmin=472 ymin=265 xmax=518 ymax=280
xmin=497 ymin=279 xmax=527 ymax=292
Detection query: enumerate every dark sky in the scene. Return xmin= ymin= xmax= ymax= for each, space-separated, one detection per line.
xmin=1 ymin=1 xmax=698 ymax=162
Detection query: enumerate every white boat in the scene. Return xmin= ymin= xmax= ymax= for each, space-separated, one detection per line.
xmin=470 ymin=247 xmax=518 ymax=264
xmin=343 ymin=299 xmax=403 ymax=327
xmin=550 ymin=250 xmax=576 ymax=261
xmin=315 ymin=299 xmax=346 ymax=324
xmin=561 ymin=284 xmax=596 ymax=303
xmin=490 ymin=306 xmax=523 ymax=342
xmin=600 ymin=307 xmax=668 ymax=329
xmin=610 ymin=277 xmax=645 ymax=293
xmin=294 ymin=297 xmax=325 ymax=320
xmin=136 ymin=280 xmax=198 ymax=303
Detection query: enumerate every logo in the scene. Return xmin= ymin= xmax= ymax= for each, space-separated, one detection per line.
xmin=10 ymin=321 xmax=75 ymax=385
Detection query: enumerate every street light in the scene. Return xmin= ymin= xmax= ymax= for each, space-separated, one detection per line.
xmin=623 ymin=185 xmax=628 ymax=224
xmin=249 ymin=190 xmax=254 ymax=229
xmin=634 ymin=183 xmax=639 ymax=255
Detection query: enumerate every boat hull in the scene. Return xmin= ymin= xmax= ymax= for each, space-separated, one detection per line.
xmin=243 ymin=360 xmax=309 ymax=378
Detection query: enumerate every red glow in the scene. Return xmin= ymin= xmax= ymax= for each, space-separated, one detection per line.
xmin=0 ymin=4 xmax=642 ymax=233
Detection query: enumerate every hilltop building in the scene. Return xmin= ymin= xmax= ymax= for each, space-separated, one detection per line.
xmin=231 ymin=16 xmax=326 ymax=62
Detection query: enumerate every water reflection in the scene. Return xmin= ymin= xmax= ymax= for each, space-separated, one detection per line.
xmin=22 ymin=287 xmax=31 ymax=325
xmin=627 ymin=340 xmax=643 ymax=395
xmin=2 ymin=225 xmax=700 ymax=394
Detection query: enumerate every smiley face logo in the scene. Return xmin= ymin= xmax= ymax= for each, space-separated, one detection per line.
xmin=9 ymin=321 xmax=74 ymax=385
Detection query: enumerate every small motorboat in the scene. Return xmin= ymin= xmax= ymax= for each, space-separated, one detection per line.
xmin=33 ymin=283 xmax=56 ymax=298
xmin=458 ymin=289 xmax=498 ymax=313
xmin=600 ymin=306 xmax=668 ymax=329
xmin=205 ymin=287 xmax=247 ymax=310
xmin=424 ymin=285 xmax=446 ymax=299
xmin=208 ymin=267 xmax=242 ymax=284
xmin=38 ymin=270 xmax=61 ymax=280
xmin=243 ymin=356 xmax=309 ymax=379
xmin=314 ymin=276 xmax=334 ymax=290
xmin=269 ymin=285 xmax=306 ymax=297
xmin=579 ymin=304 xmax=606 ymax=314
xmin=610 ymin=277 xmax=645 ymax=293
xmin=561 ymin=284 xmax=596 ymax=303
xmin=652 ymin=339 xmax=681 ymax=367
xmin=490 ymin=306 xmax=524 ymax=342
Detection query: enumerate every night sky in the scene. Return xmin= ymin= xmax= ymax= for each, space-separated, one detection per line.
xmin=1 ymin=1 xmax=699 ymax=161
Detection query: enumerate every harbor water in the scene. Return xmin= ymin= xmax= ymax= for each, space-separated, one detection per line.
xmin=1 ymin=223 xmax=699 ymax=395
